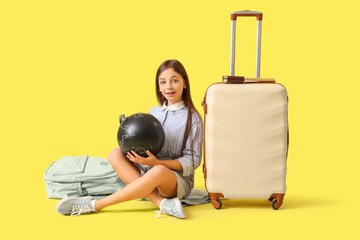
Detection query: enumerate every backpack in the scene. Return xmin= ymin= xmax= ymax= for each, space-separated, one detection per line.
xmin=43 ymin=155 xmax=126 ymax=199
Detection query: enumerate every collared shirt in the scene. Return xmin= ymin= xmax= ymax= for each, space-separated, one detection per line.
xmin=148 ymin=102 xmax=203 ymax=185
xmin=160 ymin=100 xmax=186 ymax=111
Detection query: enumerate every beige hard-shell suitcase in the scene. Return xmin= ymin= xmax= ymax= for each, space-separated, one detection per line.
xmin=202 ymin=11 xmax=289 ymax=210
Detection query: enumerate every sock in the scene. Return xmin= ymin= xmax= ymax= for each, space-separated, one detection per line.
xmin=91 ymin=199 xmax=96 ymax=210
xmin=159 ymin=198 xmax=167 ymax=208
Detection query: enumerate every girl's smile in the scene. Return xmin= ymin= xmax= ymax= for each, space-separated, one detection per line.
xmin=165 ymin=92 xmax=175 ymax=96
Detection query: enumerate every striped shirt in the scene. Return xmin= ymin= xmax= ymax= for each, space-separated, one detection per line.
xmin=148 ymin=101 xmax=203 ymax=188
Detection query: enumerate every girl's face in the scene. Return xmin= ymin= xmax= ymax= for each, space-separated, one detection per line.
xmin=158 ymin=67 xmax=186 ymax=106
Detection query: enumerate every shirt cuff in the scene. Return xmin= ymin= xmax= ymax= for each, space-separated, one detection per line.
xmin=177 ymin=156 xmax=193 ymax=177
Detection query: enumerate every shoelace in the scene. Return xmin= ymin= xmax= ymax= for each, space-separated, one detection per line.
xmin=155 ymin=207 xmax=174 ymax=218
xmin=71 ymin=205 xmax=94 ymax=216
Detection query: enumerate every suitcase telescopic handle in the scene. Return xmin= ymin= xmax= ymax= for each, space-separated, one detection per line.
xmin=230 ymin=10 xmax=263 ymax=78
xmin=231 ymin=11 xmax=263 ymax=21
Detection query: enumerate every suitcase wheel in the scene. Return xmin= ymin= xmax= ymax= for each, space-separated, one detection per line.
xmin=209 ymin=193 xmax=225 ymax=209
xmin=211 ymin=199 xmax=223 ymax=209
xmin=268 ymin=193 xmax=284 ymax=210
xmin=215 ymin=199 xmax=223 ymax=209
xmin=271 ymin=200 xmax=282 ymax=210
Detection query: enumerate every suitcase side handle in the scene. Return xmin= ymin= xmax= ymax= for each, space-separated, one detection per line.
xmin=230 ymin=10 xmax=263 ymax=78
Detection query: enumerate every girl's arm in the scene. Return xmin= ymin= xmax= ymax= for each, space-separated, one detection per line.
xmin=175 ymin=115 xmax=203 ymax=176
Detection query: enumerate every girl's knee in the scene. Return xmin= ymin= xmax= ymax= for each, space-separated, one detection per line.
xmin=107 ymin=148 xmax=123 ymax=164
xmin=148 ymin=165 xmax=170 ymax=180
xmin=150 ymin=165 xmax=168 ymax=173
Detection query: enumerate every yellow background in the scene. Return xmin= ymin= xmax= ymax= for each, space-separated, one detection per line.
xmin=1 ymin=0 xmax=359 ymax=239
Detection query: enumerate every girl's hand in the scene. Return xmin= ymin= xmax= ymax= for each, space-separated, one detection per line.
xmin=127 ymin=150 xmax=159 ymax=166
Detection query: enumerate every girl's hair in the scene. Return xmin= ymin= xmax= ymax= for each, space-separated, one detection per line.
xmin=155 ymin=59 xmax=201 ymax=163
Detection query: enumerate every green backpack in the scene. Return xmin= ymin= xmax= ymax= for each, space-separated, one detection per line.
xmin=43 ymin=155 xmax=126 ymax=199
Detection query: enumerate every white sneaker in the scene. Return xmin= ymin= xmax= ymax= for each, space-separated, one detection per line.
xmin=56 ymin=196 xmax=97 ymax=216
xmin=156 ymin=198 xmax=186 ymax=219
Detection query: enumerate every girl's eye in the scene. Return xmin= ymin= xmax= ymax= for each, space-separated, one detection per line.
xmin=160 ymin=81 xmax=165 ymax=85
xmin=173 ymin=79 xmax=178 ymax=83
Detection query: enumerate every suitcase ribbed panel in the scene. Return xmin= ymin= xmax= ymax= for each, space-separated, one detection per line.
xmin=205 ymin=84 xmax=288 ymax=198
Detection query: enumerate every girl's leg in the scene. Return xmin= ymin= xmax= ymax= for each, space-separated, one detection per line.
xmin=95 ymin=164 xmax=177 ymax=211
xmin=107 ymin=148 xmax=164 ymax=206
xmin=106 ymin=148 xmax=141 ymax=183
xmin=97 ymin=148 xmax=176 ymax=210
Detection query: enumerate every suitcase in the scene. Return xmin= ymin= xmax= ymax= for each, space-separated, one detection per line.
xmin=202 ymin=11 xmax=289 ymax=210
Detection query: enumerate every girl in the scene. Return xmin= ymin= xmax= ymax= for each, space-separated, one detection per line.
xmin=56 ymin=59 xmax=203 ymax=219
